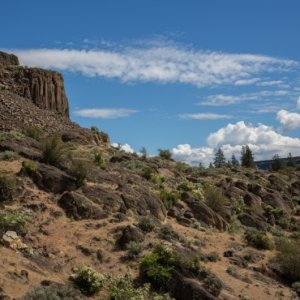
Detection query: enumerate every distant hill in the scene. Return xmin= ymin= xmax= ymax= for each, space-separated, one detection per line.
xmin=255 ymin=156 xmax=300 ymax=170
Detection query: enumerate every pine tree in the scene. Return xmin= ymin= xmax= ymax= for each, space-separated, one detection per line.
xmin=214 ymin=148 xmax=226 ymax=168
xmin=140 ymin=146 xmax=148 ymax=159
xmin=287 ymin=152 xmax=295 ymax=167
xmin=241 ymin=145 xmax=255 ymax=168
xmin=208 ymin=162 xmax=214 ymax=169
xmin=231 ymin=154 xmax=239 ymax=166
xmin=271 ymin=154 xmax=285 ymax=171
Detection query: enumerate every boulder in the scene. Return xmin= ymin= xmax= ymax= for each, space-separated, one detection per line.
xmin=120 ymin=186 xmax=167 ymax=220
xmin=181 ymin=192 xmax=227 ymax=231
xmin=243 ymin=193 xmax=262 ymax=207
xmin=0 ymin=137 xmax=41 ymax=160
xmin=116 ymin=225 xmax=144 ymax=250
xmin=238 ymin=213 xmax=267 ymax=231
xmin=28 ymin=163 xmax=77 ymax=194
xmin=170 ymin=272 xmax=218 ymax=300
xmin=58 ymin=191 xmax=106 ymax=220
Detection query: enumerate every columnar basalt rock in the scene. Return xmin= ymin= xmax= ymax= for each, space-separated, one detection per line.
xmin=0 ymin=51 xmax=69 ymax=117
xmin=0 ymin=51 xmax=19 ymax=66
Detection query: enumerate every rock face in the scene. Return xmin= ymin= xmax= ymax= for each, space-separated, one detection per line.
xmin=0 ymin=51 xmax=19 ymax=66
xmin=0 ymin=51 xmax=69 ymax=117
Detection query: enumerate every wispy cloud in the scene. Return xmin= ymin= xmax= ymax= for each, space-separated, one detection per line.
xmin=257 ymin=80 xmax=290 ymax=88
xmin=73 ymin=108 xmax=138 ymax=119
xmin=179 ymin=113 xmax=231 ymax=120
xmin=9 ymin=42 xmax=297 ymax=88
xmin=199 ymin=90 xmax=291 ymax=106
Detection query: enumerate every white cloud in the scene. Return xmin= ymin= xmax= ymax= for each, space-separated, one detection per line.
xmin=199 ymin=90 xmax=290 ymax=106
xmin=10 ymin=44 xmax=297 ymax=88
xmin=277 ymin=109 xmax=300 ymax=131
xmin=179 ymin=113 xmax=231 ymax=120
xmin=257 ymin=80 xmax=289 ymax=88
xmin=172 ymin=121 xmax=300 ymax=166
xmin=73 ymin=108 xmax=137 ymax=119
xmin=297 ymin=96 xmax=300 ymax=109
xmin=111 ymin=143 xmax=135 ymax=153
xmin=234 ymin=78 xmax=260 ymax=86
xmin=172 ymin=144 xmax=214 ymax=166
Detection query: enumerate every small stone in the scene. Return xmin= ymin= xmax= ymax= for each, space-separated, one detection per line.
xmin=2 ymin=231 xmax=27 ymax=250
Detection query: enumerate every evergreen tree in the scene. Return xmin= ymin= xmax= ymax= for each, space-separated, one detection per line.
xmin=140 ymin=146 xmax=148 ymax=159
xmin=231 ymin=154 xmax=240 ymax=166
xmin=214 ymin=148 xmax=226 ymax=168
xmin=241 ymin=145 xmax=255 ymax=168
xmin=287 ymin=152 xmax=295 ymax=167
xmin=208 ymin=162 xmax=214 ymax=169
xmin=271 ymin=154 xmax=285 ymax=171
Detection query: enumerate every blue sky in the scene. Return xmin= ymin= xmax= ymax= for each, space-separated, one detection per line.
xmin=1 ymin=0 xmax=300 ymax=165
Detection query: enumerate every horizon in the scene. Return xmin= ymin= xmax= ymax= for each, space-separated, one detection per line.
xmin=1 ymin=0 xmax=300 ymax=166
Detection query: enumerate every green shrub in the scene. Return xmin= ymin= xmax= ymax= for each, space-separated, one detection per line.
xmin=0 ymin=131 xmax=24 ymax=142
xmin=159 ymin=224 xmax=181 ymax=241
xmin=42 ymin=135 xmax=64 ymax=166
xmin=0 ymin=208 xmax=30 ymax=234
xmin=107 ymin=272 xmax=150 ymax=300
xmin=73 ymin=266 xmax=104 ymax=296
xmin=203 ymin=185 xmax=227 ymax=214
xmin=21 ymin=284 xmax=85 ymax=300
xmin=23 ymin=126 xmax=43 ymax=140
xmin=206 ymin=251 xmax=221 ymax=262
xmin=159 ymin=190 xmax=178 ymax=210
xmin=244 ymin=228 xmax=274 ymax=250
xmin=138 ymin=215 xmax=156 ymax=233
xmin=0 ymin=174 xmax=16 ymax=201
xmin=142 ymin=167 xmax=154 ymax=180
xmin=142 ymin=167 xmax=164 ymax=185
xmin=93 ymin=151 xmax=107 ymax=169
xmin=274 ymin=239 xmax=300 ymax=283
xmin=140 ymin=245 xmax=177 ymax=289
xmin=126 ymin=241 xmax=143 ymax=260
xmin=0 ymin=151 xmax=19 ymax=161
xmin=70 ymin=160 xmax=88 ymax=187
xmin=158 ymin=149 xmax=172 ymax=160
xmin=90 ymin=125 xmax=99 ymax=133
xmin=177 ymin=180 xmax=194 ymax=192
xmin=22 ymin=160 xmax=37 ymax=173
xmin=203 ymin=273 xmax=223 ymax=296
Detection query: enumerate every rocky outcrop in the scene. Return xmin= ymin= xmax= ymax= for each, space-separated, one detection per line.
xmin=0 ymin=51 xmax=19 ymax=66
xmin=58 ymin=191 xmax=107 ymax=220
xmin=0 ymin=65 xmax=69 ymax=117
xmin=181 ymin=192 xmax=227 ymax=231
xmin=27 ymin=163 xmax=77 ymax=194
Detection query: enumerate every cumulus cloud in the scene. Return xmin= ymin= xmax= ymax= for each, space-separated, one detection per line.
xmin=111 ymin=143 xmax=135 ymax=153
xmin=172 ymin=144 xmax=214 ymax=166
xmin=179 ymin=113 xmax=231 ymax=120
xmin=10 ymin=44 xmax=297 ymax=88
xmin=73 ymin=108 xmax=137 ymax=119
xmin=172 ymin=121 xmax=300 ymax=166
xmin=277 ymin=109 xmax=300 ymax=131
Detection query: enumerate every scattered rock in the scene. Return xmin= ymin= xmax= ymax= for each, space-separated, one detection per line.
xmin=2 ymin=231 xmax=27 ymax=250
